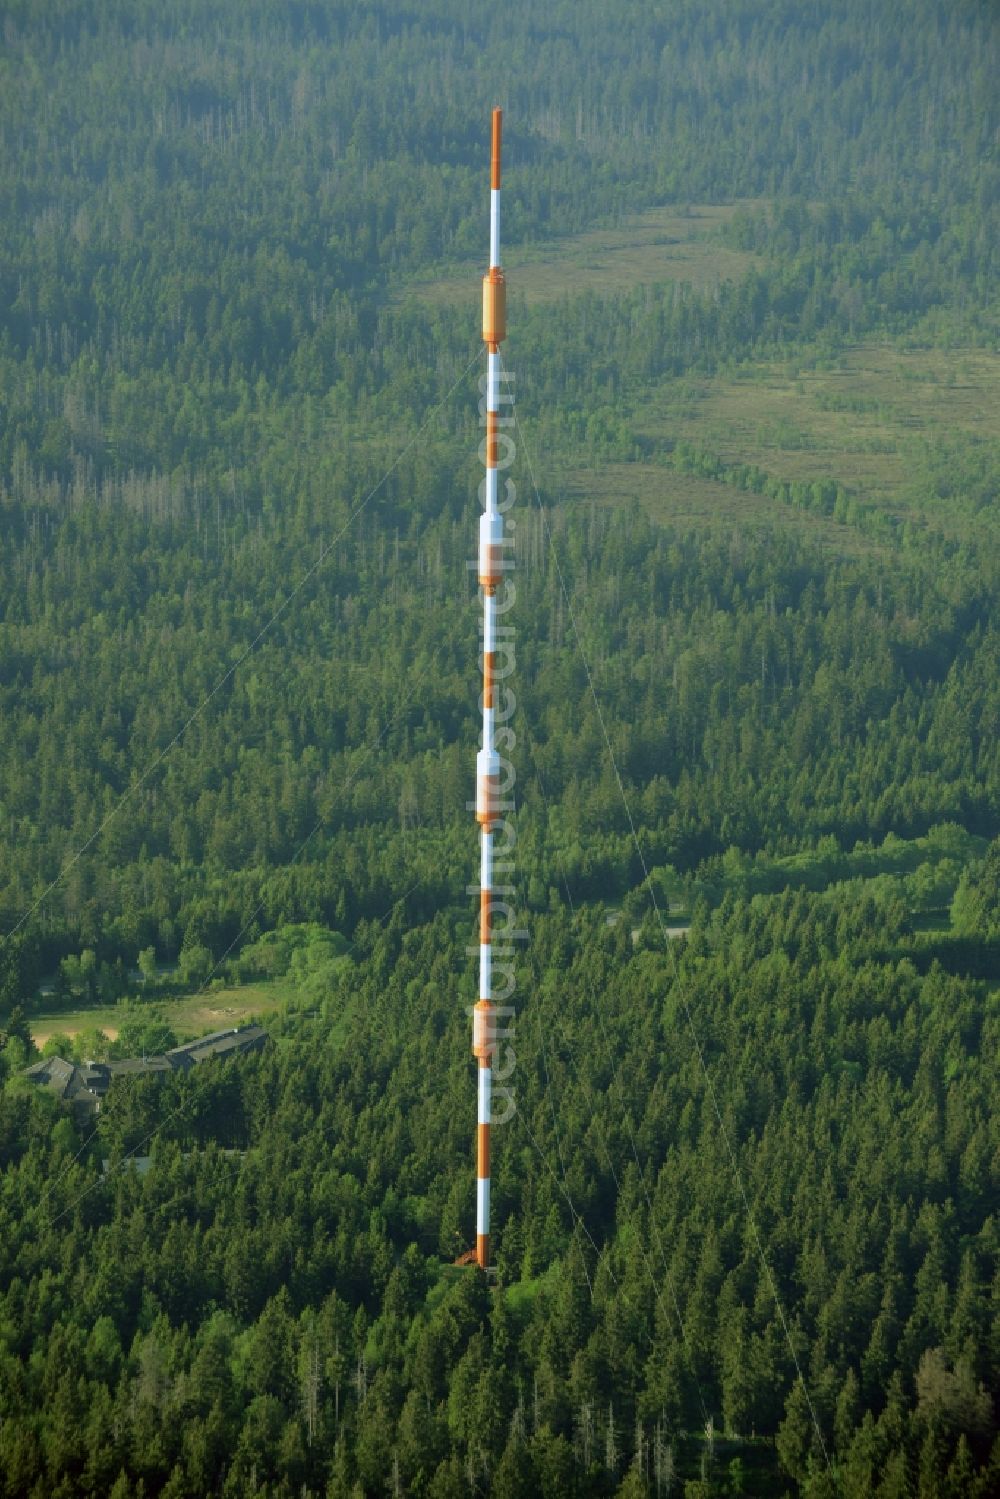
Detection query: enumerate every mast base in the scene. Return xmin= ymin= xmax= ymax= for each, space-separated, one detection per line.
xmin=453 ymin=1246 xmax=498 ymax=1280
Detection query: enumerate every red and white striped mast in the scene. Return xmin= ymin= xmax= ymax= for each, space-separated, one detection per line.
xmin=472 ymin=107 xmax=507 ymax=1272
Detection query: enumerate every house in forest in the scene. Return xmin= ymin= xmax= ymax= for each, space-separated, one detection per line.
xmin=22 ymin=1055 xmax=104 ymax=1115
xmin=23 ymin=1025 xmax=268 ymax=1118
xmin=165 ymin=1025 xmax=268 ymax=1067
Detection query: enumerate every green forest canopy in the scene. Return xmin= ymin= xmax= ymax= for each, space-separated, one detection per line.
xmin=0 ymin=2 xmax=998 ymax=1495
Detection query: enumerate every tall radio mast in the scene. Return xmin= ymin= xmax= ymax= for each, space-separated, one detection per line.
xmin=472 ymin=107 xmax=507 ymax=1273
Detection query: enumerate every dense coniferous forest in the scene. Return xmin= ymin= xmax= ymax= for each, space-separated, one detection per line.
xmin=0 ymin=2 xmax=998 ymax=1495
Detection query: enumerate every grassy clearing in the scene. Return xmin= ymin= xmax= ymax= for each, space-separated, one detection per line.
xmin=632 ymin=342 xmax=1000 ymax=531
xmin=673 ymin=825 xmax=983 ymax=917
xmin=30 ymin=981 xmax=290 ymax=1050
xmin=564 ymin=463 xmax=881 ymax=554
xmin=399 ymin=202 xmax=763 ymax=308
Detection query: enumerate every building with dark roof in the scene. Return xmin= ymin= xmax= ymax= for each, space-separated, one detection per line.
xmin=166 ymin=1025 xmax=267 ymax=1066
xmin=106 ymin=1055 xmax=175 ymax=1078
xmin=24 ymin=1025 xmax=268 ymax=1115
xmin=24 ymin=1054 xmax=83 ymax=1101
